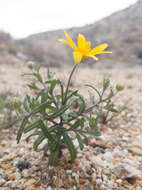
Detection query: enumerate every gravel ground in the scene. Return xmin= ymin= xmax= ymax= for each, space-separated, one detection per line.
xmin=0 ymin=63 xmax=142 ymax=190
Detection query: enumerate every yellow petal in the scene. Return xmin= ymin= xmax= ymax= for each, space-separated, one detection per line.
xmin=73 ymin=51 xmax=83 ymax=64
xmin=85 ymin=41 xmax=91 ymax=51
xmin=90 ymin=43 xmax=108 ymax=55
xmin=58 ymin=39 xmax=74 ymax=48
xmin=64 ymin=30 xmax=77 ymax=50
xmin=88 ymin=55 xmax=99 ymax=61
xmin=78 ymin=34 xmax=86 ymax=49
xmin=91 ymin=51 xmax=112 ymax=55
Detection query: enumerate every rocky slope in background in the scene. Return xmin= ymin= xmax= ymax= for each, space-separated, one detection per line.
xmin=0 ymin=31 xmax=26 ymax=65
xmin=1 ymin=0 xmax=142 ymax=67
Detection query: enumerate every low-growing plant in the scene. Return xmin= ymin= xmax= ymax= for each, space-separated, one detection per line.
xmin=16 ymin=31 xmax=124 ymax=165
xmin=0 ymin=93 xmax=21 ymax=131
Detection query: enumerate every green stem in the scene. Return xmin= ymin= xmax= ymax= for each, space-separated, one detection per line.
xmin=63 ymin=64 xmax=78 ymax=104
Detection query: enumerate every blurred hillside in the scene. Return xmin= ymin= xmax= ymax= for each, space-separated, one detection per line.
xmin=1 ymin=0 xmax=142 ymax=67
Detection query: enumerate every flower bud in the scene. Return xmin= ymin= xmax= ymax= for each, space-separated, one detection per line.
xmin=27 ymin=61 xmax=35 ymax=70
xmin=116 ymin=84 xmax=124 ymax=92
xmin=103 ymin=77 xmax=110 ymax=90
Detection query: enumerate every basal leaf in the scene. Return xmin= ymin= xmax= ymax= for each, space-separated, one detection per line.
xmin=48 ymin=144 xmax=60 ymax=166
xmin=62 ymin=131 xmax=77 ymax=161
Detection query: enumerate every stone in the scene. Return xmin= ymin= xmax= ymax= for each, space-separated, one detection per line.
xmin=73 ymin=139 xmax=79 ymax=148
xmin=91 ymin=173 xmax=96 ymax=185
xmin=5 ymin=152 xmax=16 ymax=161
xmin=113 ymin=164 xmax=141 ymax=179
xmin=25 ymin=179 xmax=36 ymax=187
xmin=14 ymin=172 xmax=21 ymax=180
xmin=47 ymin=187 xmax=52 ymax=190
xmin=9 ymin=174 xmax=15 ymax=181
xmin=66 ymin=170 xmax=72 ymax=175
xmin=0 ymin=178 xmax=6 ymax=186
xmin=63 ymin=178 xmax=73 ymax=189
xmin=79 ymin=177 xmax=86 ymax=184
xmin=93 ymin=147 xmax=105 ymax=155
xmin=92 ymin=156 xmax=107 ymax=167
xmin=0 ymin=163 xmax=12 ymax=170
xmin=88 ymin=139 xmax=105 ymax=148
xmin=103 ymin=152 xmax=113 ymax=161
xmin=128 ymin=147 xmax=142 ymax=156
xmin=22 ymin=169 xmax=30 ymax=178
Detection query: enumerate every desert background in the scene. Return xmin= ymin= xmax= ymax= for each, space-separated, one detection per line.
xmin=0 ymin=0 xmax=142 ymax=190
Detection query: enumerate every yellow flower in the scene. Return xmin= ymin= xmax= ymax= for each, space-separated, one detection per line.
xmin=58 ymin=30 xmax=112 ymax=64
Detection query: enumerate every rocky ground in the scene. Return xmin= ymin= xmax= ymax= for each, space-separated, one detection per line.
xmin=0 ymin=63 xmax=142 ymax=190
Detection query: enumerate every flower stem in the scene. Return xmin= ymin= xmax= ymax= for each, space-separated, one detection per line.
xmin=63 ymin=64 xmax=78 ymax=104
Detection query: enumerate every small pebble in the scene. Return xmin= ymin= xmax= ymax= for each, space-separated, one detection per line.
xmin=0 ymin=178 xmax=6 ymax=186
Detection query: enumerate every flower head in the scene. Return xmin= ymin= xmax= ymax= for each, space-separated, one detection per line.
xmin=58 ymin=30 xmax=112 ymax=64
